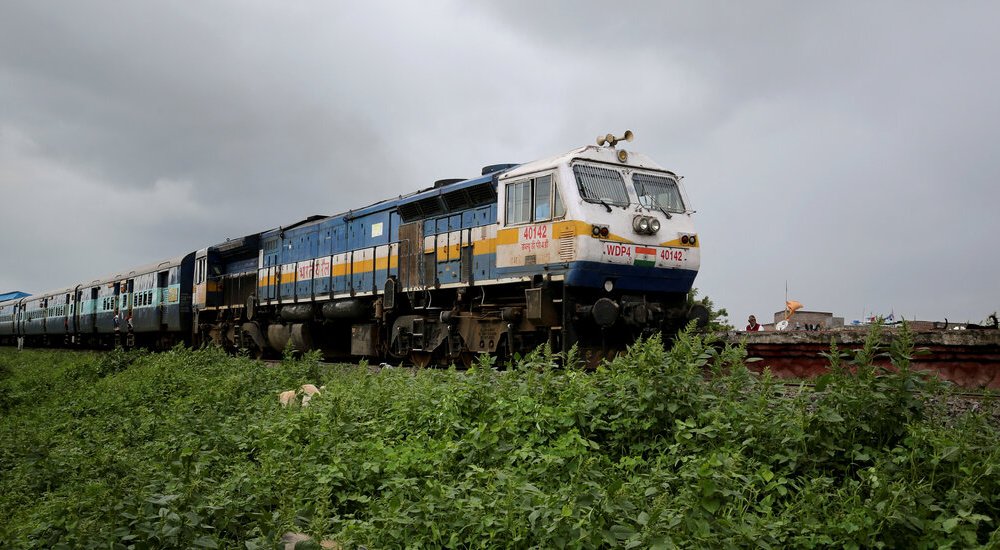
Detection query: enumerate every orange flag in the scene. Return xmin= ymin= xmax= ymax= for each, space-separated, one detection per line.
xmin=785 ymin=300 xmax=803 ymax=320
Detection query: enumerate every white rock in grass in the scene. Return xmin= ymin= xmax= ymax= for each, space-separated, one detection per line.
xmin=278 ymin=390 xmax=297 ymax=407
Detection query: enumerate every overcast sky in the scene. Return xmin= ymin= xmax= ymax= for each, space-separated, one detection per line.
xmin=1 ymin=1 xmax=998 ymax=325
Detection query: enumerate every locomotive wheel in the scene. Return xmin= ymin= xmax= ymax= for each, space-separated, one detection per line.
xmin=409 ymin=351 xmax=433 ymax=369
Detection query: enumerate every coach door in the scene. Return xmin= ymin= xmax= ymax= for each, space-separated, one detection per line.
xmin=157 ymin=270 xmax=170 ymax=330
xmin=63 ymin=292 xmax=71 ymax=337
xmin=73 ymin=287 xmax=82 ymax=336
xmin=88 ymin=287 xmax=98 ymax=331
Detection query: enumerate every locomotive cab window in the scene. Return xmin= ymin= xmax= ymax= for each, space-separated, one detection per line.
xmin=505 ymin=174 xmax=565 ymax=226
xmin=632 ymin=173 xmax=685 ymax=213
xmin=572 ymin=164 xmax=629 ymax=208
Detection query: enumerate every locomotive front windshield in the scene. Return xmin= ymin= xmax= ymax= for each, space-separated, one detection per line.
xmin=632 ymin=173 xmax=685 ymax=213
xmin=572 ymin=164 xmax=629 ymax=207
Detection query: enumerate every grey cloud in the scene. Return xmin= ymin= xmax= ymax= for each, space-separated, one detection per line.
xmin=1 ymin=0 xmax=998 ymax=325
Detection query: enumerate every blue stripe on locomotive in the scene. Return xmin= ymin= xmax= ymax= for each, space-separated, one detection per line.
xmin=495 ymin=261 xmax=697 ymax=294
xmin=259 ymin=197 xmax=499 ymax=299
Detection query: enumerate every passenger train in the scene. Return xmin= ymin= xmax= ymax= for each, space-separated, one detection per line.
xmin=0 ymin=133 xmax=704 ymax=364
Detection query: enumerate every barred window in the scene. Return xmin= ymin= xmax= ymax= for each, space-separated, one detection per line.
xmin=572 ymin=164 xmax=629 ymax=207
xmin=632 ymin=173 xmax=685 ymax=213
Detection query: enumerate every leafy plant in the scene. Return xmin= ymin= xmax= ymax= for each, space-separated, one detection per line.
xmin=1 ymin=331 xmax=998 ymax=548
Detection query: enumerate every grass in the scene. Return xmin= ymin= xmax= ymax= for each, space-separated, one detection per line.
xmin=0 ymin=324 xmax=998 ymax=548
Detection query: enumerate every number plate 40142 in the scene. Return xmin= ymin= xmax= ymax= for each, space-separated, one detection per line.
xmin=660 ymin=249 xmax=684 ymax=262
xmin=521 ymin=225 xmax=548 ymax=240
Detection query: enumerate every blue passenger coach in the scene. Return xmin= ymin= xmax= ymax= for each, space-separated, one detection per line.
xmin=0 ymin=254 xmax=193 ymax=348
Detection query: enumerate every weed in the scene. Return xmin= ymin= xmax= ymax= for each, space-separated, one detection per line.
xmin=0 ymin=333 xmax=998 ymax=548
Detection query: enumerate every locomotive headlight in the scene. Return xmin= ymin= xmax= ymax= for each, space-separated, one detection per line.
xmin=592 ymin=225 xmax=601 ymax=237
xmin=633 ymin=216 xmax=649 ymax=233
xmin=681 ymin=235 xmax=690 ymax=244
xmin=633 ymin=216 xmax=658 ymax=234
xmin=599 ymin=226 xmax=609 ymax=238
xmin=604 ymin=279 xmax=614 ymax=292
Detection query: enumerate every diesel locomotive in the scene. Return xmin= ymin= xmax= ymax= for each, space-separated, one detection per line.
xmin=0 ymin=133 xmax=704 ymax=364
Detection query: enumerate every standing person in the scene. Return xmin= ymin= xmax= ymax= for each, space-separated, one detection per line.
xmin=17 ymin=334 xmax=24 ymax=351
xmin=746 ymin=315 xmax=762 ymax=332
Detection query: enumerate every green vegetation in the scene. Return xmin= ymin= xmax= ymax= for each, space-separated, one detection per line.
xmin=1 ymin=325 xmax=999 ymax=548
xmin=688 ymin=288 xmax=732 ymax=331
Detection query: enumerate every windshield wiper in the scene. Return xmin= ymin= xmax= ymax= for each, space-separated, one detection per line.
xmin=596 ymin=198 xmax=613 ymax=213
xmin=639 ymin=193 xmax=671 ymax=219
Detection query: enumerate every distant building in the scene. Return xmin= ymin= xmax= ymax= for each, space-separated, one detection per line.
xmin=748 ymin=305 xmax=987 ymax=332
xmin=769 ymin=310 xmax=844 ymax=331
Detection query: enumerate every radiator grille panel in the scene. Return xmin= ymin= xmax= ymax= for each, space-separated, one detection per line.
xmin=557 ymin=226 xmax=575 ymax=262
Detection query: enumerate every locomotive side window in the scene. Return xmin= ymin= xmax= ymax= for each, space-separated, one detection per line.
xmin=572 ymin=164 xmax=629 ymax=207
xmin=632 ymin=173 xmax=685 ymax=213
xmin=533 ymin=175 xmax=551 ymax=221
xmin=506 ymin=180 xmax=532 ymax=225
xmin=505 ymin=174 xmax=564 ymax=226
xmin=553 ymin=180 xmax=566 ymax=218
